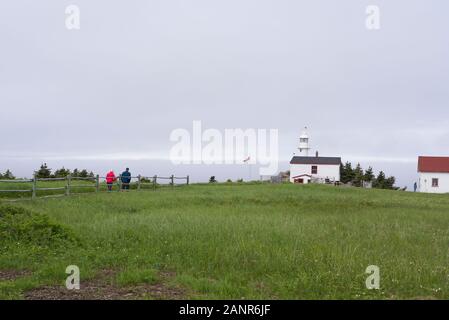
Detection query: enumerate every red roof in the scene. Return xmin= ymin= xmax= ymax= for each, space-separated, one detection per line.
xmin=418 ymin=156 xmax=449 ymax=173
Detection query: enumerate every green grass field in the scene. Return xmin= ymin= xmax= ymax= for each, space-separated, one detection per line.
xmin=1 ymin=183 xmax=449 ymax=299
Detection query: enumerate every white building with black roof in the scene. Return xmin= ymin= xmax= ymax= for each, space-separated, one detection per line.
xmin=289 ymin=127 xmax=341 ymax=184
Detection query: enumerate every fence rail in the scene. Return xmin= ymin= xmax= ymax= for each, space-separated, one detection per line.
xmin=0 ymin=189 xmax=32 ymax=193
xmin=37 ymin=177 xmax=67 ymax=181
xmin=0 ymin=173 xmax=189 ymax=200
xmin=0 ymin=179 xmax=33 ymax=183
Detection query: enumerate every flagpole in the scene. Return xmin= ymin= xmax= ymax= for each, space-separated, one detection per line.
xmin=244 ymin=155 xmax=251 ymax=182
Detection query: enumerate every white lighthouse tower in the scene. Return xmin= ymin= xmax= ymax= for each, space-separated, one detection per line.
xmin=298 ymin=126 xmax=311 ymax=156
xmin=290 ymin=126 xmax=341 ymax=184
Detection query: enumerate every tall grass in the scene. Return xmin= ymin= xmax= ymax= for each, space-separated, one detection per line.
xmin=1 ymin=183 xmax=449 ymax=299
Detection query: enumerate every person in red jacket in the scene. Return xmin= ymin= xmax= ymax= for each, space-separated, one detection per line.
xmin=106 ymin=170 xmax=116 ymax=191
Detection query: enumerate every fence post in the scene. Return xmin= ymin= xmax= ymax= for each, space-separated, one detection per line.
xmin=153 ymin=175 xmax=157 ymax=191
xmin=137 ymin=175 xmax=141 ymax=191
xmin=96 ymin=174 xmax=100 ymax=192
xmin=186 ymin=175 xmax=189 ymax=185
xmin=32 ymin=174 xmax=37 ymax=199
xmin=66 ymin=174 xmax=71 ymax=196
xmin=171 ymin=174 xmax=174 ymax=188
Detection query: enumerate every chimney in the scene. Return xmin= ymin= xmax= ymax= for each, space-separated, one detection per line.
xmin=315 ymin=151 xmax=319 ymax=157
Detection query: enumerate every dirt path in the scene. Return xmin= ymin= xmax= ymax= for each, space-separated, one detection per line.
xmin=0 ymin=269 xmax=31 ymax=281
xmin=23 ymin=270 xmax=186 ymax=300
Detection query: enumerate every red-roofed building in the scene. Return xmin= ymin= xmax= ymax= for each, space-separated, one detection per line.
xmin=417 ymin=156 xmax=449 ymax=193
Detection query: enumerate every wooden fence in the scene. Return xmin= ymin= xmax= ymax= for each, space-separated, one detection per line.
xmin=0 ymin=174 xmax=189 ymax=200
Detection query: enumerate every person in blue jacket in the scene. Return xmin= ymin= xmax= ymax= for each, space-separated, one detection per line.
xmin=121 ymin=168 xmax=131 ymax=190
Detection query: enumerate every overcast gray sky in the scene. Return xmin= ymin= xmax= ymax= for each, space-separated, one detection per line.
xmin=1 ymin=1 xmax=448 ymax=187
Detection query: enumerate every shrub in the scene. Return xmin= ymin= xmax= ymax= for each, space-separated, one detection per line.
xmin=0 ymin=169 xmax=15 ymax=180
xmin=209 ymin=176 xmax=217 ymax=183
xmin=0 ymin=205 xmax=78 ymax=247
xmin=35 ymin=163 xmax=52 ymax=178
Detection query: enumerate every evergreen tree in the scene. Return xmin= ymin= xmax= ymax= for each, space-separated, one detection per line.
xmin=209 ymin=176 xmax=217 ymax=183
xmin=0 ymin=169 xmax=15 ymax=180
xmin=53 ymin=167 xmax=71 ymax=178
xmin=79 ymin=169 xmax=89 ymax=178
xmin=340 ymin=162 xmax=354 ymax=184
xmin=373 ymin=171 xmax=386 ymax=189
xmin=353 ymin=163 xmax=364 ymax=187
xmin=72 ymin=169 xmax=79 ymax=177
xmin=35 ymin=163 xmax=52 ymax=178
xmin=384 ymin=176 xmax=396 ymax=190
xmin=364 ymin=166 xmax=375 ymax=182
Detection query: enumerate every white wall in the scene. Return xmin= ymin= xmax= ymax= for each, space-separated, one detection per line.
xmin=418 ymin=172 xmax=449 ymax=193
xmin=290 ymin=164 xmax=340 ymax=183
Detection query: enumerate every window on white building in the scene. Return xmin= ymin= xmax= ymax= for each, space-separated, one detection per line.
xmin=432 ymin=178 xmax=439 ymax=187
xmin=311 ymin=166 xmax=318 ymax=174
